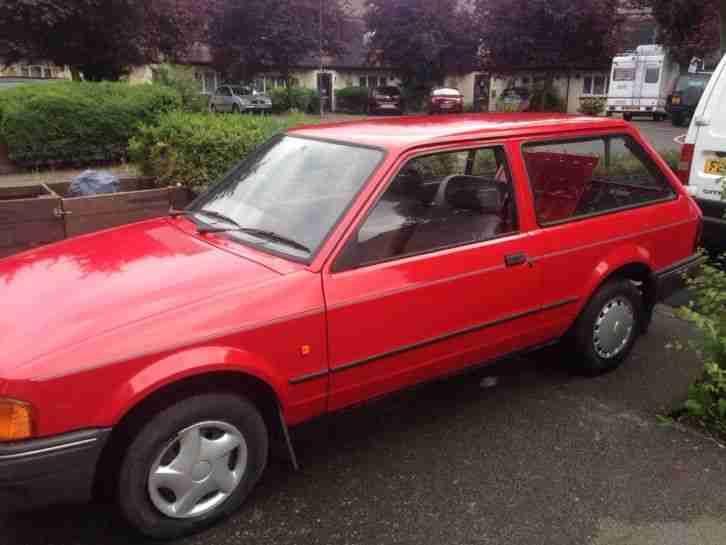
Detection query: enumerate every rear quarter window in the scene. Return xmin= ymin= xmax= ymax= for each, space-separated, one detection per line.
xmin=522 ymin=134 xmax=676 ymax=226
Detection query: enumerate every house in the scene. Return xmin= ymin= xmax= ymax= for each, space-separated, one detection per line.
xmin=0 ymin=59 xmax=71 ymax=88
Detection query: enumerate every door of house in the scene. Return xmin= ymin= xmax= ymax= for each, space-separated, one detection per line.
xmin=474 ymin=74 xmax=491 ymax=112
xmin=317 ymin=73 xmax=333 ymax=113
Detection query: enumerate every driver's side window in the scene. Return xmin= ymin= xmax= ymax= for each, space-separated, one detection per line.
xmin=337 ymin=146 xmax=518 ymax=270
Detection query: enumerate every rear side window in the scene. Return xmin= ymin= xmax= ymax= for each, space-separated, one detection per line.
xmin=523 ymin=135 xmax=675 ymax=225
xmin=613 ymin=68 xmax=635 ymax=81
xmin=645 ymin=68 xmax=660 ymax=84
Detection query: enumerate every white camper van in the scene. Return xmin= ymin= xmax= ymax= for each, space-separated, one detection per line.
xmin=679 ymin=52 xmax=726 ymax=253
xmin=606 ymin=45 xmax=680 ymax=121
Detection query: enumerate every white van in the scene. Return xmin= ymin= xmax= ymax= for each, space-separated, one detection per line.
xmin=679 ymin=53 xmax=726 ymax=253
xmin=606 ymin=45 xmax=680 ymax=121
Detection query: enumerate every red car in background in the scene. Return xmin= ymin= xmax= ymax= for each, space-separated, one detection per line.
xmin=367 ymin=85 xmax=404 ymax=114
xmin=0 ymin=114 xmax=703 ymax=539
xmin=428 ymin=87 xmax=464 ymax=113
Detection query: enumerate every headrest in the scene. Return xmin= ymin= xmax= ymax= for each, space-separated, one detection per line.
xmin=442 ymin=176 xmax=506 ymax=213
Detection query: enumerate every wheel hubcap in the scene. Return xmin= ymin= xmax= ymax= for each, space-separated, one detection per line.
xmin=148 ymin=421 xmax=247 ymax=519
xmin=593 ymin=297 xmax=635 ymax=359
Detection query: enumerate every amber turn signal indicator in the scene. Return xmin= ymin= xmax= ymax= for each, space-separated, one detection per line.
xmin=0 ymin=398 xmax=34 ymax=441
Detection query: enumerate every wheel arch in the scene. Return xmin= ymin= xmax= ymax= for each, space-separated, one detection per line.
xmin=93 ymin=355 xmax=290 ymax=500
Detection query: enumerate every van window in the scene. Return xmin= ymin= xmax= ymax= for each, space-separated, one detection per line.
xmin=645 ymin=68 xmax=660 ymax=84
xmin=613 ymin=68 xmax=635 ymax=81
xmin=337 ymin=147 xmax=518 ymax=269
xmin=523 ymin=135 xmax=675 ymax=225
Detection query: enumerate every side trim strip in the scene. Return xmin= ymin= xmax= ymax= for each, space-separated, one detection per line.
xmin=329 ymin=297 xmax=578 ymax=375
xmin=288 ymin=369 xmax=329 ymax=385
xmin=654 ymin=253 xmax=707 ymax=278
xmin=0 ymin=438 xmax=98 ymax=461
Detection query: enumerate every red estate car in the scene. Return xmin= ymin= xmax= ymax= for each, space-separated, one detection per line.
xmin=0 ymin=114 xmax=703 ymax=538
xmin=428 ymin=87 xmax=465 ymax=114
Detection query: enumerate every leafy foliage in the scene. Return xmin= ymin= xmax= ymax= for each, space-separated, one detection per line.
xmin=527 ymin=84 xmax=566 ymax=112
xmin=364 ymin=0 xmax=479 ymax=89
xmin=335 ymin=87 xmax=369 ymax=114
xmin=210 ymin=0 xmax=349 ymax=84
xmin=476 ymin=0 xmax=621 ymax=70
xmin=0 ymin=0 xmax=211 ymax=81
xmin=268 ymin=87 xmax=321 ymax=114
xmin=153 ymin=64 xmax=209 ymax=113
xmin=632 ymin=0 xmax=722 ymax=64
xmin=678 ymin=255 xmax=726 ymax=434
xmin=0 ymin=82 xmax=180 ymax=167
xmin=129 ymin=112 xmax=317 ymax=191
xmin=579 ymin=97 xmax=607 ymax=116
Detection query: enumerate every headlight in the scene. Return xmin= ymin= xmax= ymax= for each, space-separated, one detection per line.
xmin=0 ymin=398 xmax=34 ymax=441
xmin=239 ymin=99 xmax=250 ymax=106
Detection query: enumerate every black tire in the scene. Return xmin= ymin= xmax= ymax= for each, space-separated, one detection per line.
xmin=671 ymin=113 xmax=683 ymax=127
xmin=117 ymin=394 xmax=268 ymax=540
xmin=572 ymin=278 xmax=643 ymax=375
xmin=232 ymin=104 xmax=241 ymax=114
xmin=623 ymin=113 xmax=633 ymax=122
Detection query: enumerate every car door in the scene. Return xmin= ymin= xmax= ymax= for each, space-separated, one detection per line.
xmin=322 ymin=143 xmax=544 ymax=411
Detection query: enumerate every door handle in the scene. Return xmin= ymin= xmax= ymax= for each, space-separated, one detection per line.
xmin=505 ymin=252 xmax=529 ymax=267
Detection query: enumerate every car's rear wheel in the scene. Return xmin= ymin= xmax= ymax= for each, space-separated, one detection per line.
xmin=232 ymin=105 xmax=241 ymax=114
xmin=117 ymin=394 xmax=268 ymax=539
xmin=572 ymin=278 xmax=643 ymax=375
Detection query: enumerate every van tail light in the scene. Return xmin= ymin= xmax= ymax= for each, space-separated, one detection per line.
xmin=678 ymin=143 xmax=694 ymax=184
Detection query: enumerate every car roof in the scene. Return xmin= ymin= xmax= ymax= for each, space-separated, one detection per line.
xmin=288 ymin=113 xmax=628 ymax=150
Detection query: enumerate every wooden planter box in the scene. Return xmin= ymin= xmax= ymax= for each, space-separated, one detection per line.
xmin=0 ymin=177 xmax=193 ymax=258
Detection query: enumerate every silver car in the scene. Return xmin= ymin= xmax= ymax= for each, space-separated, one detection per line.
xmin=209 ymin=85 xmax=272 ymax=114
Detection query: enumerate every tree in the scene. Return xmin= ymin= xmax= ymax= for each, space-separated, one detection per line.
xmin=632 ymin=0 xmax=721 ymax=65
xmin=363 ymin=0 xmax=480 ymax=89
xmin=209 ymin=0 xmax=348 ymax=85
xmin=0 ymin=0 xmax=210 ymax=81
xmin=475 ymin=0 xmax=622 ymax=70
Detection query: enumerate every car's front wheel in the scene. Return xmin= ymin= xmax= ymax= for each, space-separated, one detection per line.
xmin=572 ymin=278 xmax=643 ymax=375
xmin=117 ymin=394 xmax=268 ymax=539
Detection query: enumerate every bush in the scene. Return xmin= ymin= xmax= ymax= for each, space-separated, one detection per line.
xmin=269 ymin=87 xmax=320 ymax=114
xmin=336 ymin=87 xmax=369 ymax=114
xmin=527 ymin=83 xmax=566 ymax=112
xmin=0 ymin=81 xmax=180 ymax=168
xmin=579 ymin=97 xmax=606 ymax=116
xmin=678 ymin=257 xmax=726 ymax=434
xmin=153 ymin=64 xmax=209 ymax=113
xmin=129 ymin=111 xmax=316 ymax=191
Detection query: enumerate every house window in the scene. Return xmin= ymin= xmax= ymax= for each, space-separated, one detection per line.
xmin=31 ymin=66 xmax=42 ymax=78
xmin=583 ymin=75 xmax=606 ymax=96
xmin=359 ymin=76 xmax=366 ymax=87
xmin=43 ymin=67 xmax=52 ymax=78
xmin=20 ymin=65 xmax=30 ymax=77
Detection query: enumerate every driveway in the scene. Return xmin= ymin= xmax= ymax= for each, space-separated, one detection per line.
xmin=2 ymin=306 xmax=725 ymax=545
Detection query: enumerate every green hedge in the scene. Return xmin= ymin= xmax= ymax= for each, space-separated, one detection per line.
xmin=0 ymin=82 xmax=180 ymax=167
xmin=268 ymin=87 xmax=320 ymax=114
xmin=129 ymin=111 xmax=317 ymax=191
xmin=335 ymin=86 xmax=369 ymax=113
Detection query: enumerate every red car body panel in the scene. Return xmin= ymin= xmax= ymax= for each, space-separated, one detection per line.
xmin=0 ymin=114 xmax=702 ymax=443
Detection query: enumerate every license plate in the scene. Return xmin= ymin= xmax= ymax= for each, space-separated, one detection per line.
xmin=704 ymin=158 xmax=726 ymax=175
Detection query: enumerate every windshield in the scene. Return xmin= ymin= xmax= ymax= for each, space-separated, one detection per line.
xmin=192 ymin=136 xmax=383 ymax=261
xmin=613 ymin=67 xmax=635 ymax=81
xmin=230 ymin=86 xmax=252 ymax=96
xmin=675 ymin=74 xmax=710 ymax=93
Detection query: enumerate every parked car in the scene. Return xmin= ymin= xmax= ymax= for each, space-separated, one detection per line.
xmin=499 ymin=87 xmax=531 ymax=112
xmin=428 ymin=87 xmax=464 ymax=114
xmin=209 ymin=85 xmax=272 ymax=114
xmin=367 ymin=85 xmax=403 ymax=115
xmin=678 ymin=54 xmax=726 ymax=254
xmin=667 ymin=72 xmax=712 ymax=127
xmin=0 ymin=114 xmax=703 ymax=539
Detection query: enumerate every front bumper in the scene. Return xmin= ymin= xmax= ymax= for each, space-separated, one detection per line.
xmin=654 ymin=253 xmax=707 ymax=302
xmin=243 ymin=104 xmax=272 ymax=113
xmin=0 ymin=428 xmax=111 ymax=512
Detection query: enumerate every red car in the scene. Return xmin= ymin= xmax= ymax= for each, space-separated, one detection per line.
xmin=0 ymin=114 xmax=703 ymax=538
xmin=428 ymin=87 xmax=464 ymax=113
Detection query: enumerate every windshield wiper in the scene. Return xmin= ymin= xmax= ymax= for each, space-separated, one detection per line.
xmin=200 ymin=225 xmax=311 ymax=253
xmin=171 ymin=208 xmax=244 ymax=230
